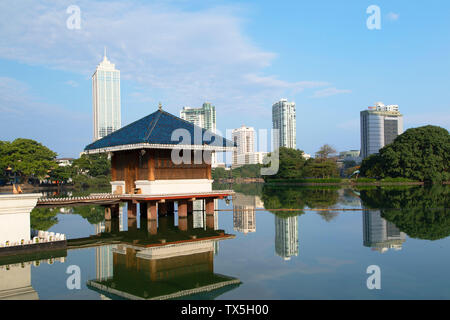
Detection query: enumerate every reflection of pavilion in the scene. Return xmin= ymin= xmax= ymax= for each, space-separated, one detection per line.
xmin=0 ymin=250 xmax=66 ymax=300
xmin=232 ymin=193 xmax=264 ymax=234
xmin=275 ymin=215 xmax=299 ymax=260
xmin=363 ymin=209 xmax=406 ymax=253
xmin=87 ymin=213 xmax=239 ymax=300
xmin=0 ymin=263 xmax=38 ymax=300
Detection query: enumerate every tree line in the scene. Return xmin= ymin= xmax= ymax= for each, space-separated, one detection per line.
xmin=0 ymin=138 xmax=110 ymax=188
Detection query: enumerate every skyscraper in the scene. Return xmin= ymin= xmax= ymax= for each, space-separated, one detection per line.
xmin=180 ymin=102 xmax=216 ymax=133
xmin=360 ymin=102 xmax=403 ymax=159
xmin=272 ymin=99 xmax=296 ymax=149
xmin=232 ymin=125 xmax=254 ymax=166
xmin=92 ymin=51 xmax=121 ymax=141
xmin=180 ymin=102 xmax=217 ymax=165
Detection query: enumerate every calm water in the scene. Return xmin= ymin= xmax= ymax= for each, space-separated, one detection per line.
xmin=2 ymin=185 xmax=449 ymax=300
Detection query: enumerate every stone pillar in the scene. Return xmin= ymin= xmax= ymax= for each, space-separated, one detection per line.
xmin=205 ymin=198 xmax=215 ymax=215
xmin=147 ymin=201 xmax=157 ymax=221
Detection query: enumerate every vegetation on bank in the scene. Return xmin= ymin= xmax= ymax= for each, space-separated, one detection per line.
xmin=360 ymin=125 xmax=449 ymax=183
xmin=0 ymin=138 xmax=111 ymax=189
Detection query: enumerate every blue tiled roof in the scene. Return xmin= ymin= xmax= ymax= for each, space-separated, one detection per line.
xmin=85 ymin=109 xmax=234 ymax=151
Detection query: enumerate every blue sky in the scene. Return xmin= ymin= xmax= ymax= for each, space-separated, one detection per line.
xmin=0 ymin=0 xmax=449 ymax=157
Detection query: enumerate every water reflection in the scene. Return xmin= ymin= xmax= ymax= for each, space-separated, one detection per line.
xmin=360 ymin=186 xmax=450 ymax=241
xmin=362 ymin=209 xmax=406 ymax=253
xmin=275 ymin=214 xmax=299 ymax=260
xmin=86 ymin=211 xmax=239 ymax=300
xmin=0 ymin=251 xmax=66 ymax=300
xmin=232 ymin=193 xmax=264 ymax=234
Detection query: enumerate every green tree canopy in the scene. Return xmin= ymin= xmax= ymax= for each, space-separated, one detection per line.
xmin=264 ymin=147 xmax=307 ymax=180
xmin=0 ymin=138 xmax=57 ymax=182
xmin=30 ymin=207 xmax=59 ymax=231
xmin=360 ymin=125 xmax=450 ymax=182
xmin=72 ymin=153 xmax=111 ymax=177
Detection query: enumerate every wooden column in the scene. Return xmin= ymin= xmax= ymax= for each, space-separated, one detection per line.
xmin=111 ymin=153 xmax=117 ymax=181
xmin=148 ymin=151 xmax=155 ymax=181
xmin=178 ymin=200 xmax=188 ymax=218
xmin=206 ymin=213 xmax=215 ymax=229
xmin=178 ymin=200 xmax=188 ymax=231
xmin=205 ymin=198 xmax=215 ymax=215
xmin=147 ymin=201 xmax=157 ymax=221
xmin=147 ymin=219 xmax=157 ymax=235
xmin=127 ymin=201 xmax=137 ymax=219
xmin=178 ymin=217 xmax=188 ymax=231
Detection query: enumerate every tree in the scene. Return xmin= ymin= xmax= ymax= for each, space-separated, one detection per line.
xmin=303 ymin=158 xmax=339 ymax=178
xmin=360 ymin=125 xmax=450 ymax=182
xmin=0 ymin=139 xmax=57 ymax=184
xmin=264 ymin=147 xmax=307 ymax=181
xmin=72 ymin=153 xmax=110 ymax=177
xmin=315 ymin=144 xmax=337 ymax=160
xmin=49 ymin=165 xmax=72 ymax=185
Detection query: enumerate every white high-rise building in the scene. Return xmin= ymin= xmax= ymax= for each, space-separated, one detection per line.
xmin=181 ymin=102 xmax=217 ymax=165
xmin=232 ymin=125 xmax=254 ymax=166
xmin=272 ymin=99 xmax=296 ymax=149
xmin=360 ymin=102 xmax=403 ymax=159
xmin=180 ymin=102 xmax=216 ymax=133
xmin=92 ymin=52 xmax=121 ymax=141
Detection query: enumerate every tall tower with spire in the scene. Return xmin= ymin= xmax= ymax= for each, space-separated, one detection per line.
xmin=92 ymin=49 xmax=121 ymax=141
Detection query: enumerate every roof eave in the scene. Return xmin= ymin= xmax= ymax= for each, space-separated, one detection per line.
xmin=83 ymin=143 xmax=236 ymax=155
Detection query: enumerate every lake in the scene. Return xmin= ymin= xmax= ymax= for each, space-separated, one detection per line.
xmin=1 ymin=184 xmax=449 ymax=300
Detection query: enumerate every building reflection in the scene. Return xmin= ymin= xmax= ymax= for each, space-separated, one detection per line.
xmin=275 ymin=215 xmax=299 ymax=260
xmin=363 ymin=209 xmax=406 ymax=253
xmin=0 ymin=253 xmax=66 ymax=300
xmin=88 ymin=210 xmax=240 ymax=300
xmin=232 ymin=193 xmax=264 ymax=234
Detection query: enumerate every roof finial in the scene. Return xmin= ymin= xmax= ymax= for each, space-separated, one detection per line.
xmin=158 ymin=102 xmax=162 ymax=111
xmin=104 ymin=46 xmax=107 ymax=58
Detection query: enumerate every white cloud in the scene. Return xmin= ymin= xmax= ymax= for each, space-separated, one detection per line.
xmin=0 ymin=0 xmax=340 ymax=120
xmin=65 ymin=80 xmax=79 ymax=87
xmin=387 ymin=12 xmax=400 ymax=21
xmin=311 ymin=87 xmax=352 ymax=99
xmin=0 ymin=77 xmax=90 ymax=157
